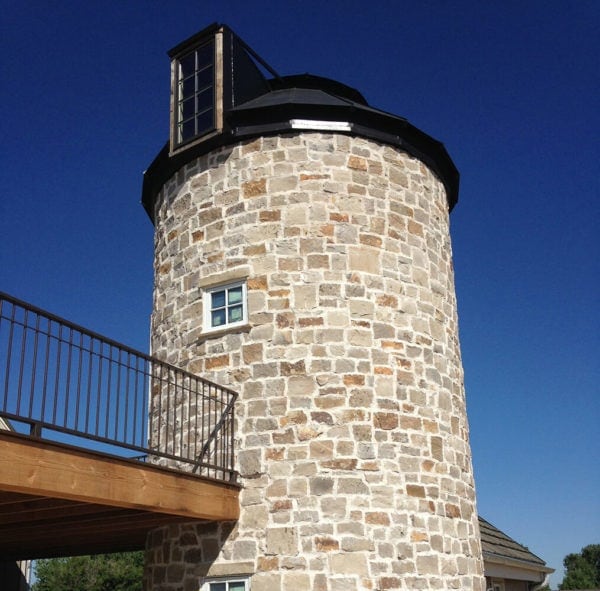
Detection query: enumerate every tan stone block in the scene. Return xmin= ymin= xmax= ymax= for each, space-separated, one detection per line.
xmin=343 ymin=374 xmax=365 ymax=386
xmin=381 ymin=340 xmax=404 ymax=350
xmin=271 ymin=499 xmax=293 ymax=512
xmin=349 ymin=246 xmax=380 ymax=274
xmin=257 ymin=556 xmax=278 ymax=571
xmin=340 ymin=409 xmax=365 ymax=422
xmin=251 ymin=573 xmax=282 ymax=591
xmin=431 ymin=436 xmax=443 ymax=461
xmin=365 ymin=511 xmax=390 ymax=525
xmin=300 ymin=173 xmax=328 ymax=181
xmin=379 ymin=576 xmax=401 ymax=589
xmin=374 ymin=412 xmax=398 ymax=430
xmin=297 ymin=426 xmax=320 ymax=440
xmin=282 ymin=572 xmax=311 ymax=591
xmin=259 ymin=209 xmax=281 ymax=222
xmin=330 ymin=212 xmax=349 ymax=222
xmin=360 ymin=233 xmax=382 ymax=248
xmin=239 ymin=504 xmax=269 ymax=530
xmin=309 ymin=440 xmax=334 ymax=459
xmin=349 ymin=299 xmax=374 ymax=317
xmin=242 ymin=343 xmax=263 ymax=364
xmin=243 ymin=178 xmax=267 ymax=198
xmin=348 ymin=155 xmax=368 ymax=171
xmin=315 ymin=536 xmax=340 ymax=551
xmin=280 ymin=360 xmax=306 ymax=376
xmin=272 ymin=428 xmax=295 ymax=444
xmin=421 ymin=459 xmax=435 ymax=472
xmin=288 ymin=375 xmax=316 ymax=396
xmin=280 ymin=410 xmax=307 ymax=427
xmin=294 ymin=285 xmax=317 ymax=309
xmin=406 ymin=484 xmax=426 ymax=498
xmin=341 ymin=536 xmax=374 ymax=552
xmin=266 ymin=479 xmax=288 ymax=497
xmin=411 ymin=531 xmax=429 ymax=542
xmin=205 ymin=354 xmax=229 ymax=369
xmin=408 ymin=219 xmax=424 ymax=236
xmin=243 ymin=243 xmax=266 ymax=256
xmin=266 ymin=527 xmax=297 ymax=555
xmin=416 ymin=554 xmax=439 ymax=574
xmin=298 ymin=316 xmax=324 ymax=327
xmin=329 ymin=552 xmax=368 ymax=575
xmin=248 ymin=275 xmax=268 ymax=290
xmin=338 ymin=478 xmax=369 ymax=494
xmin=377 ymin=294 xmax=398 ymax=308
xmin=307 ymin=254 xmax=329 ymax=268
xmin=445 ymin=503 xmax=461 ymax=518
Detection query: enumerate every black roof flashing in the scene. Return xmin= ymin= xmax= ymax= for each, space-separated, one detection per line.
xmin=142 ymin=29 xmax=459 ymax=221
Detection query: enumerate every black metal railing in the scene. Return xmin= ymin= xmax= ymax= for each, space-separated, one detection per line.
xmin=0 ymin=291 xmax=237 ymax=482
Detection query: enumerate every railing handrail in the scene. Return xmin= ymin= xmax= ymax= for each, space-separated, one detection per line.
xmin=0 ymin=291 xmax=238 ymax=483
xmin=0 ymin=291 xmax=237 ymax=396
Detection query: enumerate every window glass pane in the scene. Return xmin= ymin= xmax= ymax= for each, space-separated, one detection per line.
xmin=229 ymin=582 xmax=246 ymax=591
xmin=181 ymin=97 xmax=195 ymax=120
xmin=211 ymin=309 xmax=226 ymax=327
xmin=196 ymin=65 xmax=213 ymax=91
xmin=196 ymin=110 xmax=214 ymax=136
xmin=196 ymin=42 xmax=213 ymax=67
xmin=179 ymin=52 xmax=196 ymax=78
xmin=228 ymin=305 xmax=243 ymax=323
xmin=180 ymin=119 xmax=195 ymax=142
xmin=181 ymin=75 xmax=195 ymax=97
xmin=196 ymin=88 xmax=213 ymax=113
xmin=228 ymin=286 xmax=243 ymax=304
xmin=209 ymin=584 xmax=226 ymax=591
xmin=211 ymin=290 xmax=225 ymax=309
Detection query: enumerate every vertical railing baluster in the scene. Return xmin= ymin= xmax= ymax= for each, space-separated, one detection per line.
xmin=84 ymin=337 xmax=94 ymax=433
xmin=28 ymin=312 xmax=41 ymax=419
xmin=95 ymin=341 xmax=104 ymax=439
xmin=40 ymin=317 xmax=52 ymax=424
xmin=2 ymin=301 xmax=17 ymax=411
xmin=16 ymin=309 xmax=29 ymax=415
xmin=52 ymin=324 xmax=62 ymax=425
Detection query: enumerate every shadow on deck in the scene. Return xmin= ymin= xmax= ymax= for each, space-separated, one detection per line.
xmin=0 ymin=292 xmax=240 ymax=560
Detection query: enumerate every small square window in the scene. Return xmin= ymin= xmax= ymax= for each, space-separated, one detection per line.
xmin=203 ymin=281 xmax=248 ymax=332
xmin=200 ymin=577 xmax=249 ymax=591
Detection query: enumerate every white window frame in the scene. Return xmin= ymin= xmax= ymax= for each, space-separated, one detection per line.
xmin=200 ymin=576 xmax=250 ymax=591
xmin=203 ymin=280 xmax=248 ymax=333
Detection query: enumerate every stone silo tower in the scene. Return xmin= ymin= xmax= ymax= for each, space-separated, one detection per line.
xmin=142 ymin=23 xmax=484 ymax=591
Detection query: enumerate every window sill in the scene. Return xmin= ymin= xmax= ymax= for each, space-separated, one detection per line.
xmin=195 ymin=323 xmax=252 ymax=343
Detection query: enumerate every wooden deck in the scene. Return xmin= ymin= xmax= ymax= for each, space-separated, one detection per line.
xmin=0 ymin=431 xmax=240 ymax=560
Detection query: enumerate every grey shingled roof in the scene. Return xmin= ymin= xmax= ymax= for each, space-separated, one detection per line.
xmin=479 ymin=516 xmax=548 ymax=567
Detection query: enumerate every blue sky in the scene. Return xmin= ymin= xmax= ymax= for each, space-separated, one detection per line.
xmin=1 ymin=1 xmax=598 ymax=585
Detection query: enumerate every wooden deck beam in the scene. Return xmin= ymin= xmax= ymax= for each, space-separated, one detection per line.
xmin=0 ymin=432 xmax=239 ymax=520
xmin=0 ymin=432 xmax=240 ymax=560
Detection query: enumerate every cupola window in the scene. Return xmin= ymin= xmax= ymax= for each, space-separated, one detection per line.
xmin=175 ymin=40 xmax=215 ymax=145
xmin=168 ymin=24 xmax=278 ymax=155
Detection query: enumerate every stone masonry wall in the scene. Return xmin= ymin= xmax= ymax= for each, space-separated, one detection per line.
xmin=145 ymin=132 xmax=485 ymax=590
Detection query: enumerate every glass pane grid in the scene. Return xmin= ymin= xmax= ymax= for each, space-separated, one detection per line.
xmin=208 ymin=284 xmax=245 ymax=329
xmin=175 ymin=39 xmax=215 ymax=145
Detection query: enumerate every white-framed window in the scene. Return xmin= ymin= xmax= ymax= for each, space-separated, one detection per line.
xmin=203 ymin=281 xmax=248 ymax=332
xmin=200 ymin=577 xmax=249 ymax=591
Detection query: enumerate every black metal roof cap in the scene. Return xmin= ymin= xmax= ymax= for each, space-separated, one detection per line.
xmin=142 ymin=75 xmax=459 ymax=221
xmin=269 ymin=74 xmax=368 ymax=105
